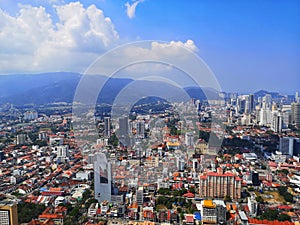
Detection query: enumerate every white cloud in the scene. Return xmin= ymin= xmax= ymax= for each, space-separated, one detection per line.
xmin=0 ymin=2 xmax=199 ymax=75
xmin=125 ymin=0 xmax=144 ymax=19
xmin=0 ymin=2 xmax=119 ymax=73
xmin=86 ymin=40 xmax=199 ymax=77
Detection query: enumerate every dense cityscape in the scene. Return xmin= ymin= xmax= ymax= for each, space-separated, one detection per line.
xmin=0 ymin=1 xmax=299 ymax=225
xmin=0 ymin=91 xmax=300 ymax=225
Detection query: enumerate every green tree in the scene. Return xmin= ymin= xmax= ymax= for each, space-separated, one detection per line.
xmin=278 ymin=186 xmax=287 ymax=195
xmin=18 ymin=203 xmax=46 ymax=224
xmin=283 ymin=192 xmax=294 ymax=202
xmin=108 ymin=133 xmax=119 ymax=147
xmin=224 ymin=195 xmax=232 ymax=202
xmin=255 ymin=196 xmax=264 ymax=203
xmin=248 ymin=187 xmax=254 ymax=191
xmin=278 ymin=213 xmax=291 ymax=222
xmin=260 ymin=209 xmax=278 ymax=221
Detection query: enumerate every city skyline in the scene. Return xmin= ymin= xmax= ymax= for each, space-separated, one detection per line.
xmin=0 ymin=0 xmax=299 ymax=93
xmin=1 ymin=2 xmax=300 ymax=223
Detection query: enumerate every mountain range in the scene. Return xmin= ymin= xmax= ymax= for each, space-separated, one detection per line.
xmin=0 ymin=72 xmax=282 ymax=105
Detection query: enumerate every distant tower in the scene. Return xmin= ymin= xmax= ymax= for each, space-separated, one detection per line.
xmin=185 ymin=132 xmax=194 ymax=146
xmin=16 ymin=134 xmax=26 ymax=145
xmin=271 ymin=112 xmax=283 ymax=133
xmin=119 ymin=116 xmax=130 ymax=146
xmin=94 ymin=153 xmax=112 ymax=202
xmin=291 ymin=102 xmax=300 ymax=129
xmin=195 ymin=100 xmax=201 ymax=112
xmin=104 ymin=117 xmax=111 ymax=138
xmin=296 ymin=92 xmax=299 ymax=103
xmin=263 ymin=94 xmax=272 ymax=107
xmin=119 ymin=116 xmax=129 ymax=136
xmin=136 ymin=121 xmax=145 ymax=138
xmin=244 ymin=95 xmax=250 ymax=114
xmin=249 ymin=94 xmax=255 ymax=113
xmin=279 ymin=137 xmax=294 ymax=156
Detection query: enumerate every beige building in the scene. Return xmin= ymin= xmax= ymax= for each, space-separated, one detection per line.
xmin=199 ymin=170 xmax=242 ymax=200
xmin=0 ymin=201 xmax=18 ymax=225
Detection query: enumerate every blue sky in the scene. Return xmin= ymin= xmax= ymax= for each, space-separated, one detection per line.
xmin=0 ymin=0 xmax=299 ymax=93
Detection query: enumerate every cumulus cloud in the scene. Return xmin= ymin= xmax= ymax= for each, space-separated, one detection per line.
xmin=86 ymin=40 xmax=199 ymax=77
xmin=125 ymin=0 xmax=144 ymax=19
xmin=0 ymin=2 xmax=119 ymax=73
xmin=0 ymin=2 xmax=199 ymax=74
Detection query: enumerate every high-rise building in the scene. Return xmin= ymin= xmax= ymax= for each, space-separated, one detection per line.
xmin=213 ymin=200 xmax=227 ymax=224
xmin=279 ymin=137 xmax=300 ymax=156
xmin=104 ymin=117 xmax=111 ymax=138
xmin=56 ymin=145 xmax=69 ymax=163
xmin=0 ymin=200 xmax=18 ymax=225
xmin=259 ymin=108 xmax=272 ymax=126
xmin=56 ymin=145 xmax=69 ymax=158
xmin=136 ymin=121 xmax=145 ymax=139
xmin=119 ymin=116 xmax=129 ymax=136
xmin=247 ymin=197 xmax=258 ymax=217
xmin=291 ymin=102 xmax=300 ymax=129
xmin=16 ymin=134 xmax=26 ymax=145
xmin=263 ymin=94 xmax=272 ymax=108
xmin=199 ymin=171 xmax=242 ymax=200
xmin=88 ymin=154 xmax=95 ymax=164
xmin=251 ymin=171 xmax=260 ymax=186
xmin=282 ymin=110 xmax=291 ymax=128
xmin=195 ymin=99 xmax=201 ymax=111
xmin=136 ymin=187 xmax=144 ymax=206
xmin=94 ymin=153 xmax=112 ymax=203
xmin=38 ymin=131 xmax=48 ymax=140
xmin=249 ymin=94 xmax=255 ymax=113
xmin=199 ymin=200 xmax=217 ymax=224
xmin=294 ymin=139 xmax=300 ymax=156
xmin=237 ymin=97 xmax=246 ymax=114
xmin=271 ymin=112 xmax=283 ymax=133
xmin=23 ymin=110 xmax=38 ymax=120
xmin=185 ymin=132 xmax=194 ymax=146
xmin=118 ymin=116 xmax=130 ymax=146
xmin=295 ymin=91 xmax=299 ymax=103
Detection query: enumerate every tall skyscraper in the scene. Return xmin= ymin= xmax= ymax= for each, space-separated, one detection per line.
xmin=104 ymin=117 xmax=111 ymax=138
xmin=118 ymin=116 xmax=130 ymax=146
xmin=263 ymin=94 xmax=272 ymax=108
xmin=271 ymin=112 xmax=283 ymax=133
xmin=136 ymin=187 xmax=144 ymax=206
xmin=291 ymin=102 xmax=300 ymax=129
xmin=136 ymin=121 xmax=145 ymax=139
xmin=185 ymin=132 xmax=194 ymax=146
xmin=249 ymin=94 xmax=255 ymax=113
xmin=259 ymin=107 xmax=272 ymax=126
xmin=279 ymin=137 xmax=300 ymax=156
xmin=119 ymin=116 xmax=129 ymax=136
xmin=237 ymin=97 xmax=246 ymax=114
xmin=282 ymin=110 xmax=291 ymax=128
xmin=94 ymin=153 xmax=112 ymax=202
xmin=295 ymin=91 xmax=299 ymax=103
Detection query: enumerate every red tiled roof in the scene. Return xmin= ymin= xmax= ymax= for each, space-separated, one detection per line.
xmin=185 ymin=214 xmax=194 ymax=223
